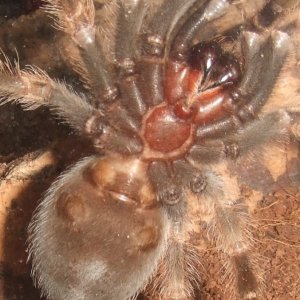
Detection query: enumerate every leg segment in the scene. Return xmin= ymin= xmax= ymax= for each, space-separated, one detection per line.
xmin=170 ymin=0 xmax=232 ymax=60
xmin=141 ymin=0 xmax=196 ymax=106
xmin=143 ymin=0 xmax=198 ymax=57
xmin=153 ymin=228 xmax=200 ymax=300
xmin=236 ymin=31 xmax=270 ymax=98
xmin=0 ymin=61 xmax=93 ymax=132
xmin=44 ymin=0 xmax=118 ymax=103
xmin=148 ymin=161 xmax=183 ymax=208
xmin=189 ymin=109 xmax=293 ymax=163
xmin=196 ymin=116 xmax=241 ymax=140
xmin=115 ymin=0 xmax=148 ymax=120
xmin=195 ymin=169 xmax=259 ymax=299
xmin=148 ymin=160 xmax=200 ymax=300
xmin=225 ymin=110 xmax=291 ymax=158
xmin=237 ymin=31 xmax=291 ymax=122
xmin=115 ymin=0 xmax=147 ymax=70
xmin=0 ymin=60 xmax=142 ymax=155
xmin=193 ymin=31 xmax=266 ymax=140
xmin=195 ymin=30 xmax=290 ymax=140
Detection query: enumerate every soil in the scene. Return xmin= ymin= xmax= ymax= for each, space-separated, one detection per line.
xmin=0 ymin=2 xmax=299 ymax=300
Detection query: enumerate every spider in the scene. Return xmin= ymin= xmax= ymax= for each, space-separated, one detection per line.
xmin=0 ymin=0 xmax=299 ymax=299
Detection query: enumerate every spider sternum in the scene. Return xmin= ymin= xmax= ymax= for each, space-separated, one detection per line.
xmin=141 ymin=103 xmax=195 ymax=161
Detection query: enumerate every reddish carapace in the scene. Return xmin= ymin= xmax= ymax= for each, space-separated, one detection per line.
xmin=144 ymin=41 xmax=241 ymax=154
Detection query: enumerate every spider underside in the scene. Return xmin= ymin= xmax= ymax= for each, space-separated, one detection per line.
xmin=0 ymin=0 xmax=300 ymax=300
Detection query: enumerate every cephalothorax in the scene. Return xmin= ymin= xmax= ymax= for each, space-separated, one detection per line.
xmin=0 ymin=0 xmax=299 ymax=299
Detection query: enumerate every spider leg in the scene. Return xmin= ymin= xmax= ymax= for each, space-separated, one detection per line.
xmin=237 ymin=31 xmax=291 ymax=122
xmin=189 ymin=109 xmax=293 ymax=163
xmin=115 ymin=0 xmax=148 ymax=120
xmin=194 ymin=31 xmax=269 ymax=140
xmin=148 ymin=161 xmax=201 ymax=300
xmin=195 ymin=116 xmax=241 ymax=140
xmin=0 ymin=59 xmax=142 ymax=155
xmin=224 ymin=110 xmax=292 ymax=159
xmin=196 ymin=30 xmax=290 ymax=140
xmin=141 ymin=0 xmax=196 ymax=106
xmin=194 ymin=169 xmax=259 ymax=299
xmin=115 ymin=0 xmax=147 ymax=68
xmin=1 ymin=1 xmax=143 ymax=156
xmin=148 ymin=161 xmax=183 ymax=209
xmin=0 ymin=62 xmax=93 ymax=132
xmin=170 ymin=0 xmax=270 ymax=60
xmin=193 ymin=1 xmax=269 ymax=43
xmin=152 ymin=228 xmax=200 ymax=300
xmin=171 ymin=0 xmax=231 ymax=60
xmin=236 ymin=31 xmax=270 ymax=99
xmin=44 ymin=0 xmax=118 ymax=103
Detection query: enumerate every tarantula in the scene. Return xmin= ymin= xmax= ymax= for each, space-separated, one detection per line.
xmin=0 ymin=0 xmax=299 ymax=299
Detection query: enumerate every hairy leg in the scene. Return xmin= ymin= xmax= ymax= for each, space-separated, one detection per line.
xmin=0 ymin=58 xmax=143 ymax=155
xmin=191 ymin=167 xmax=259 ymax=299
xmin=195 ymin=29 xmax=290 ymax=140
xmin=0 ymin=60 xmax=93 ymax=132
xmin=44 ymin=0 xmax=118 ymax=102
xmin=189 ymin=109 xmax=294 ymax=163
xmin=115 ymin=0 xmax=148 ymax=121
xmin=141 ymin=0 xmax=196 ymax=106
xmin=148 ymin=161 xmax=201 ymax=300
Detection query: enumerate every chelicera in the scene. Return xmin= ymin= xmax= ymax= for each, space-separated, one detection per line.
xmin=0 ymin=0 xmax=299 ymax=300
